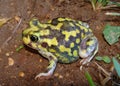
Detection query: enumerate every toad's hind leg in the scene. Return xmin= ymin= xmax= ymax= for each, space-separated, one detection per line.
xmin=79 ymin=35 xmax=98 ymax=66
xmin=35 ymin=51 xmax=58 ymax=79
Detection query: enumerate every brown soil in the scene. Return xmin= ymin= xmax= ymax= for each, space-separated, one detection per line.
xmin=0 ymin=0 xmax=120 ymax=86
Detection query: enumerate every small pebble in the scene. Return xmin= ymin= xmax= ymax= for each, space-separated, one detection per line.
xmin=14 ymin=16 xmax=20 ymax=22
xmin=54 ymin=73 xmax=59 ymax=77
xmin=59 ymin=75 xmax=63 ymax=79
xmin=50 ymin=7 xmax=55 ymax=11
xmin=6 ymin=53 xmax=10 ymax=56
xmin=19 ymin=72 xmax=25 ymax=77
xmin=8 ymin=57 xmax=14 ymax=66
xmin=39 ymin=59 xmax=43 ymax=62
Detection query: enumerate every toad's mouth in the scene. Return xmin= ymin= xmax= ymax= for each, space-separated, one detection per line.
xmin=26 ymin=42 xmax=40 ymax=50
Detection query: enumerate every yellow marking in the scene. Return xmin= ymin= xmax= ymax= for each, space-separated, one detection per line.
xmin=23 ymin=27 xmax=39 ymax=35
xmin=86 ymin=40 xmax=94 ymax=45
xmin=47 ymin=60 xmax=56 ymax=69
xmin=62 ymin=31 xmax=75 ymax=41
xmin=88 ymin=28 xmax=92 ymax=32
xmin=76 ymin=38 xmax=80 ymax=44
xmin=22 ymin=29 xmax=31 ymax=35
xmin=76 ymin=23 xmax=89 ymax=33
xmin=48 ymin=23 xmax=63 ymax=30
xmin=76 ymin=29 xmax=80 ymax=33
xmin=58 ymin=17 xmax=73 ymax=22
xmin=81 ymin=50 xmax=87 ymax=55
xmin=69 ymin=22 xmax=75 ymax=27
xmin=65 ymin=18 xmax=74 ymax=21
xmin=40 ymin=30 xmax=50 ymax=36
xmin=58 ymin=55 xmax=69 ymax=63
xmin=79 ymin=49 xmax=88 ymax=58
xmin=31 ymin=43 xmax=37 ymax=49
xmin=62 ymin=30 xmax=79 ymax=41
xmin=38 ymin=45 xmax=42 ymax=48
xmin=70 ymin=42 xmax=74 ymax=48
xmin=76 ymin=23 xmax=84 ymax=30
xmin=73 ymin=50 xmax=78 ymax=57
xmin=38 ymin=45 xmax=47 ymax=51
xmin=30 ymin=19 xmax=47 ymax=28
xmin=58 ymin=18 xmax=66 ymax=21
xmin=62 ymin=58 xmax=69 ymax=62
xmin=80 ymin=25 xmax=88 ymax=32
xmin=40 ymin=24 xmax=48 ymax=28
xmin=23 ymin=37 xmax=30 ymax=44
xmin=84 ymin=28 xmax=88 ymax=32
xmin=59 ymin=45 xmax=72 ymax=56
xmin=56 ymin=23 xmax=63 ymax=29
xmin=42 ymin=37 xmax=58 ymax=46
xmin=23 ymin=23 xmax=47 ymax=37
xmin=47 ymin=20 xmax=52 ymax=23
xmin=78 ymin=21 xmax=82 ymax=25
xmin=81 ymin=33 xmax=85 ymax=39
xmin=49 ymin=49 xmax=56 ymax=53
xmin=56 ymin=23 xmax=63 ymax=30
xmin=59 ymin=45 xmax=70 ymax=52
xmin=76 ymin=23 xmax=80 ymax=26
xmin=56 ymin=52 xmax=68 ymax=62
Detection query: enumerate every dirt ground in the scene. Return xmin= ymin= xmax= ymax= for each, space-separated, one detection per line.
xmin=0 ymin=0 xmax=120 ymax=86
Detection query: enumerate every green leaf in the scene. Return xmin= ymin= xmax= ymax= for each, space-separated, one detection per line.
xmin=112 ymin=58 xmax=120 ymax=77
xmin=98 ymin=0 xmax=103 ymax=3
xmin=109 ymin=1 xmax=120 ymax=6
xmin=96 ymin=56 xmax=111 ymax=63
xmin=97 ymin=0 xmax=109 ymax=6
xmin=85 ymin=71 xmax=96 ymax=86
xmin=102 ymin=0 xmax=109 ymax=6
xmin=102 ymin=56 xmax=111 ymax=63
xmin=16 ymin=45 xmax=24 ymax=52
xmin=103 ymin=24 xmax=120 ymax=45
xmin=90 ymin=0 xmax=97 ymax=10
xmin=95 ymin=56 xmax=103 ymax=61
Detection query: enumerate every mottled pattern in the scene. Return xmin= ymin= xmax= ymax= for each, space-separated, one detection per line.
xmin=22 ymin=17 xmax=93 ymax=63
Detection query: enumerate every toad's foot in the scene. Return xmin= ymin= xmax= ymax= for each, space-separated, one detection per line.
xmin=35 ymin=60 xmax=57 ymax=80
xmin=35 ymin=71 xmax=52 ymax=80
xmin=79 ymin=56 xmax=93 ymax=70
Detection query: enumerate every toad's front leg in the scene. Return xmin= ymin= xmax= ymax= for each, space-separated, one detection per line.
xmin=35 ymin=52 xmax=58 ymax=79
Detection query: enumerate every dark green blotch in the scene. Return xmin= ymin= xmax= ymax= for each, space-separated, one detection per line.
xmin=51 ymin=18 xmax=59 ymax=25
xmin=32 ymin=20 xmax=39 ymax=26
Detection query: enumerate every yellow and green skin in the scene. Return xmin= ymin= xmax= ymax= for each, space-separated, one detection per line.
xmin=22 ymin=17 xmax=98 ymax=79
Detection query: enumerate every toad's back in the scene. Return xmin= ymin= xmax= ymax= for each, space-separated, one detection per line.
xmin=37 ymin=18 xmax=93 ymax=63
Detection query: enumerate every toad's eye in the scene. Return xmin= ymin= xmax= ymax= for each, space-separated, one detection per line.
xmin=30 ymin=35 xmax=38 ymax=42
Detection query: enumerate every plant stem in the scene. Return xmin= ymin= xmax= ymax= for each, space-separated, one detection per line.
xmin=105 ymin=12 xmax=120 ymax=16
